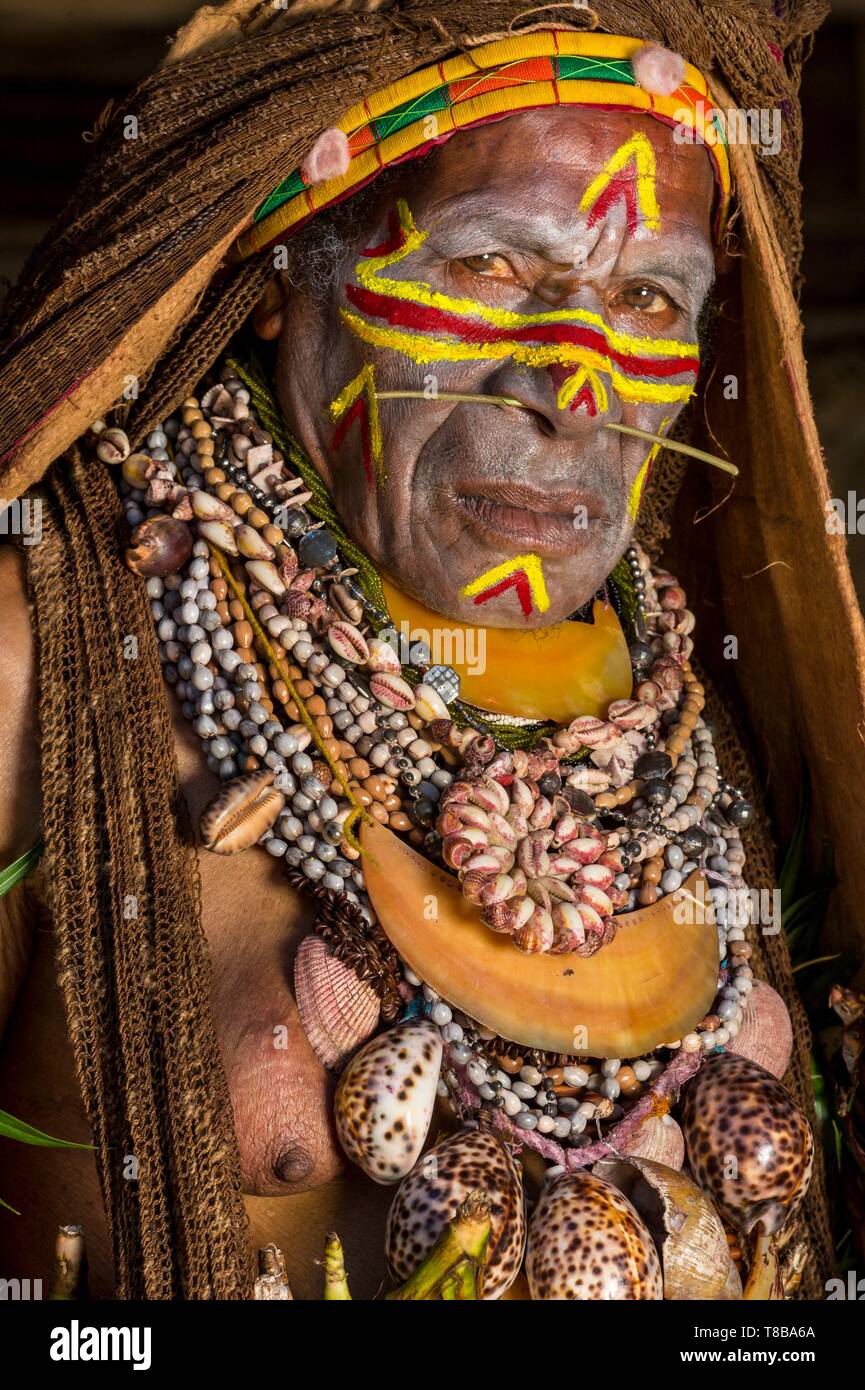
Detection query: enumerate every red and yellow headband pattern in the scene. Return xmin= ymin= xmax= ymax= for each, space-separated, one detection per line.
xmin=235 ymin=31 xmax=731 ymax=259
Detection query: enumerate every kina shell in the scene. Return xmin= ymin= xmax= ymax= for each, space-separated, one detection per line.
xmin=293 ymin=934 xmax=379 ymax=1072
xmin=360 ymin=820 xmax=717 ymax=1057
xmin=199 ymin=769 xmax=285 ymax=853
xmin=728 ymin=980 xmax=793 ymax=1079
xmin=385 ymin=1129 xmax=526 ymax=1299
xmin=596 ymin=1156 xmax=742 ymax=1301
xmin=334 ymin=1020 xmax=442 ymax=1184
xmin=526 ymin=1170 xmax=662 ymax=1300
xmin=681 ymin=1053 xmax=814 ymax=1236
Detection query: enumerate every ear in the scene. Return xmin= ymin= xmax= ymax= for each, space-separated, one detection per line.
xmin=252 ymin=275 xmax=289 ymax=341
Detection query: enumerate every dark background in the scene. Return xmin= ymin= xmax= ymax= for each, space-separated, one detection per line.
xmin=1 ymin=0 xmax=863 ymax=599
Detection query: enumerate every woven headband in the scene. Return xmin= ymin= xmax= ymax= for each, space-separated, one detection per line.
xmin=235 ymin=31 xmax=731 ymax=259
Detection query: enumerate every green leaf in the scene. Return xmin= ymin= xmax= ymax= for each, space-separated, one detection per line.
xmin=0 ymin=1195 xmax=21 ymax=1215
xmin=0 ymin=1109 xmax=93 ymax=1150
xmin=832 ymin=1119 xmax=844 ymax=1170
xmin=0 ymin=842 xmax=43 ymax=899
xmin=778 ymin=777 xmax=809 ymax=908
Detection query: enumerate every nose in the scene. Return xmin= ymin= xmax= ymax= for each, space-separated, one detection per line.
xmin=488 ymin=356 xmax=623 ymax=440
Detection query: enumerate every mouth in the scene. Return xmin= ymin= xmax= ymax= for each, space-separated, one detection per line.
xmin=457 ymin=482 xmax=607 ymax=555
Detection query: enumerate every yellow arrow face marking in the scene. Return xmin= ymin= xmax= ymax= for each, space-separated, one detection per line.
xmin=578 ymin=131 xmax=661 ymax=233
xmin=461 ymin=553 xmax=550 ymax=617
xmin=328 ymin=363 xmax=385 ymax=489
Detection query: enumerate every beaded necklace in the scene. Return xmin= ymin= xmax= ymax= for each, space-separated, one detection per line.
xmin=112 ymin=357 xmax=757 ymax=1163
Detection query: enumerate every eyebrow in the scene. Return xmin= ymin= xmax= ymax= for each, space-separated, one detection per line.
xmin=422 ymin=193 xmax=573 ymax=258
xmin=419 ymin=192 xmax=715 ymax=292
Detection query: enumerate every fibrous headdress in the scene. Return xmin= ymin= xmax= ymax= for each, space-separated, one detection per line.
xmin=1 ymin=0 xmax=860 ymax=1300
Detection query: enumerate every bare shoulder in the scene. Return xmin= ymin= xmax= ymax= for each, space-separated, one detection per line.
xmin=0 ymin=543 xmax=41 ymax=862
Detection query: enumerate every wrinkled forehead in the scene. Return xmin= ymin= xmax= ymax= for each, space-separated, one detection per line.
xmin=408 ymin=106 xmax=717 ymax=252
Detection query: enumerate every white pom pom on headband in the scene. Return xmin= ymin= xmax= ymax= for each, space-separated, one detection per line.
xmin=299 ymin=127 xmax=350 ymax=186
xmin=630 ymin=43 xmax=687 ymax=98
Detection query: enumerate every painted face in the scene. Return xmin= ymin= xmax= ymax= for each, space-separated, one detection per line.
xmin=275 ymin=106 xmax=716 ymax=627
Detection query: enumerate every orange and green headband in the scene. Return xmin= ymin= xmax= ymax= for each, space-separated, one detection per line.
xmin=235 ymin=31 xmax=732 ymax=260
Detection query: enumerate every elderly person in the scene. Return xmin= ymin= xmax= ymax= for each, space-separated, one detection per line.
xmin=0 ymin=0 xmax=859 ymax=1300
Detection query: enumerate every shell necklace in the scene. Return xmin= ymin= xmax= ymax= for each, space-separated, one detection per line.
xmin=107 ymin=358 xmax=757 ymax=1170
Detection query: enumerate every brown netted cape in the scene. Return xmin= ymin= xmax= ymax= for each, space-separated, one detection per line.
xmin=2 ymin=0 xmax=861 ymax=1299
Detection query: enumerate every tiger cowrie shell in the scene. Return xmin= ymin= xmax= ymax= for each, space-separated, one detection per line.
xmin=328 ymin=622 xmax=370 ymax=664
xmin=369 ymin=671 xmax=416 ymax=710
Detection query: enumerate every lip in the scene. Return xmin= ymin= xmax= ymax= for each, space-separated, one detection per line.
xmin=457 ymin=482 xmax=607 ymax=555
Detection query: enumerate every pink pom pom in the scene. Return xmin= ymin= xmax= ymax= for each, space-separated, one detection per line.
xmin=300 ymin=128 xmax=350 ymax=185
xmin=631 ymin=44 xmax=686 ymax=97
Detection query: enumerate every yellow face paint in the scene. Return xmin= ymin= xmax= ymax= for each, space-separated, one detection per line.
xmin=460 ymin=554 xmax=550 ymax=619
xmin=627 ymin=416 xmax=670 ymax=520
xmin=578 ymin=131 xmax=661 ymax=234
xmin=328 ymin=364 xmax=385 ymax=489
xmin=341 ymin=201 xmax=699 ymax=408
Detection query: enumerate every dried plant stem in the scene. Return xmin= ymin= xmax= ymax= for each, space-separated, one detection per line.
xmin=254 ymin=1243 xmax=293 ymax=1300
xmin=323 ymin=1232 xmax=352 ymax=1300
xmin=376 ymin=390 xmax=738 ymax=475
xmin=49 ymin=1224 xmax=88 ymax=1300
xmin=377 ymin=390 xmax=522 ymax=408
xmin=603 ymin=422 xmax=739 ymax=475
xmin=386 ymin=1191 xmax=491 ymax=1300
xmin=743 ymin=1224 xmax=784 ymax=1299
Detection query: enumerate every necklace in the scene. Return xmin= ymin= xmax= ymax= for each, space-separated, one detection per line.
xmin=112 ymin=357 xmax=757 ymax=1174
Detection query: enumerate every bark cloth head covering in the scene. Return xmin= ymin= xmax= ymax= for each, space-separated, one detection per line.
xmin=1 ymin=0 xmax=861 ymax=1300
